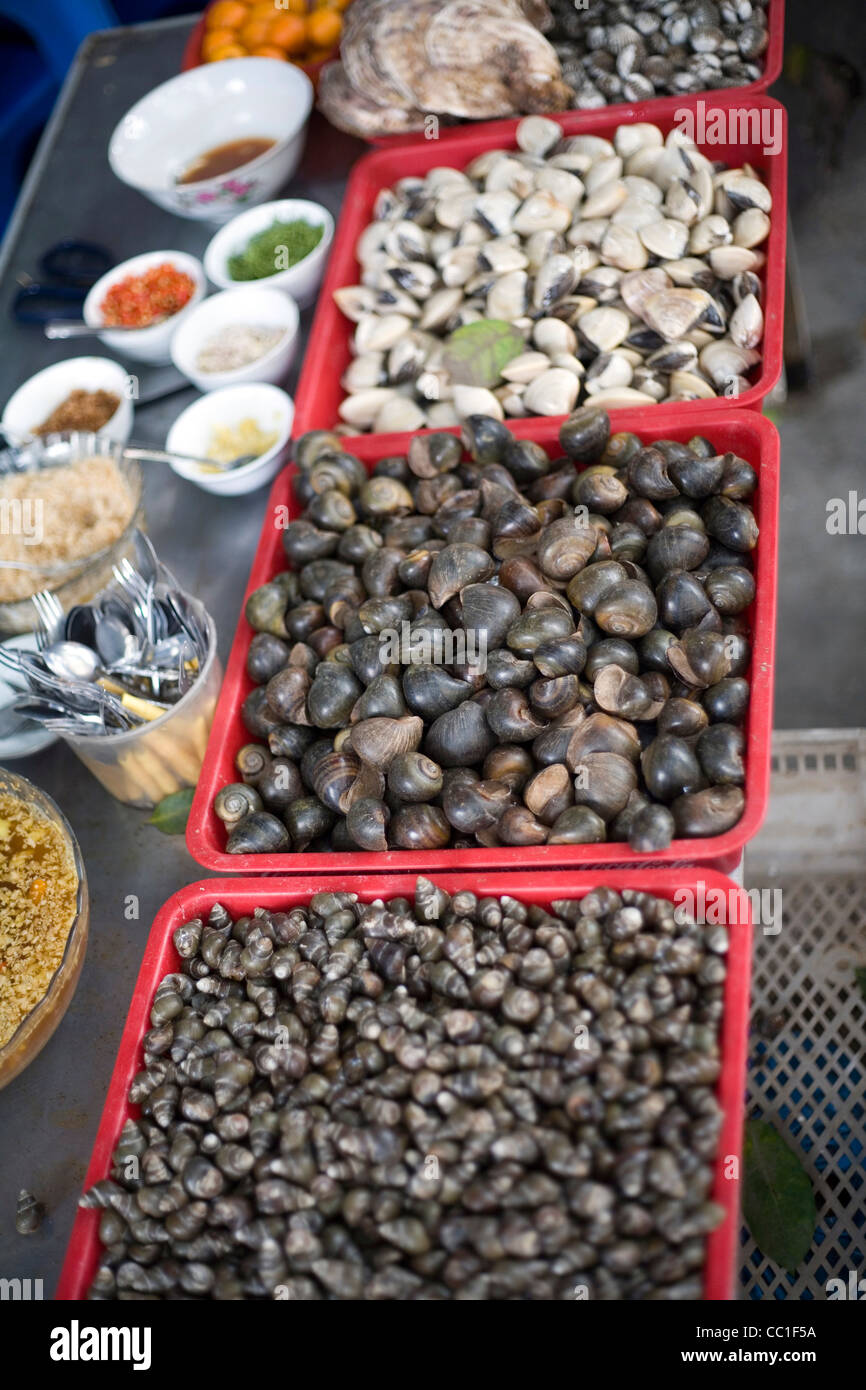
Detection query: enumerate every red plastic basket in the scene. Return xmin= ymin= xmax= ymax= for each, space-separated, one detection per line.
xmin=293 ymin=94 xmax=787 ymax=449
xmin=56 ymin=869 xmax=751 ymax=1302
xmin=368 ymin=0 xmax=786 ymax=148
xmin=186 ymin=408 xmax=778 ymax=876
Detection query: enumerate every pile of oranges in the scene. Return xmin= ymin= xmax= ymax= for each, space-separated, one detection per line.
xmin=201 ymin=0 xmax=352 ymax=66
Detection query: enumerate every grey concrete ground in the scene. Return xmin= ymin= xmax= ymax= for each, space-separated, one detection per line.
xmin=772 ymin=1 xmax=866 ymax=724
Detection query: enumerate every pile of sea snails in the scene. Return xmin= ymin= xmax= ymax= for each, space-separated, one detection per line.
xmin=547 ymin=0 xmax=771 ymax=108
xmin=216 ymin=406 xmax=754 ymax=857
xmin=82 ymin=884 xmax=727 ymax=1300
xmin=334 ymin=115 xmax=770 ymax=433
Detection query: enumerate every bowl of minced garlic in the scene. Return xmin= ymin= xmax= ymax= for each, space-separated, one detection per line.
xmin=0 ymin=769 xmax=88 ymax=1089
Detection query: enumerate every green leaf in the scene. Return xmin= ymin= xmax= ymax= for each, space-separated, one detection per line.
xmin=743 ymin=1119 xmax=816 ymax=1271
xmin=855 ymin=965 xmax=866 ymax=1002
xmin=442 ymin=319 xmax=525 ymax=388
xmin=147 ymin=787 xmax=194 ymax=835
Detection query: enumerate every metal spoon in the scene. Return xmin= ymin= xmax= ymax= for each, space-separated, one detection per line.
xmin=134 ymin=528 xmax=180 ymax=591
xmin=95 ymin=613 xmax=139 ymax=667
xmin=43 ymin=317 xmax=169 ymax=340
xmin=10 ymin=696 xmax=108 ymax=734
xmin=41 ymin=640 xmax=103 ymax=683
xmin=123 ymin=445 xmax=257 ymax=474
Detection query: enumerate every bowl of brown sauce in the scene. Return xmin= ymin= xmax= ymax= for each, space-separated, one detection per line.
xmin=108 ymin=57 xmax=314 ymax=222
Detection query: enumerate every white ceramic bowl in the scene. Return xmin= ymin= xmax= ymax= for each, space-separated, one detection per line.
xmin=82 ymin=251 xmax=206 ymax=365
xmin=165 ymin=383 xmax=293 ymax=496
xmin=108 ymin=58 xmax=314 ymax=223
xmin=170 ymin=286 xmax=300 ymax=393
xmin=2 ymin=357 xmax=133 ymax=445
xmin=204 ymin=199 xmax=334 ymax=308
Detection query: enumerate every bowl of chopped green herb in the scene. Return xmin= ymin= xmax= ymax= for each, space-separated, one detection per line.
xmin=204 ymin=198 xmax=334 ymax=308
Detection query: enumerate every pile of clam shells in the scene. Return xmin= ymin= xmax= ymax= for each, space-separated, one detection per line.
xmin=83 ymin=883 xmax=727 ymax=1300
xmin=334 ymin=116 xmax=770 ymax=434
xmin=216 ymin=406 xmax=754 ymax=857
xmin=548 ymin=0 xmax=771 ymax=107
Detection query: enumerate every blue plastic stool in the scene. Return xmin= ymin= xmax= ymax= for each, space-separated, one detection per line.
xmin=0 ymin=0 xmax=116 ymax=81
xmin=0 ymin=0 xmax=118 ymax=227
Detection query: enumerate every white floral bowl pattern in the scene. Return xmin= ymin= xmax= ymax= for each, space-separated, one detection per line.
xmin=108 ymin=58 xmax=314 ymax=223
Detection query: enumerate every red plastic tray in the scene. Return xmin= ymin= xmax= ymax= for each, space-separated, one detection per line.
xmin=369 ymin=0 xmax=786 ymax=147
xmin=293 ymin=94 xmax=787 ymax=449
xmin=56 ymin=869 xmax=752 ymax=1302
xmin=186 ymin=408 xmax=778 ymax=876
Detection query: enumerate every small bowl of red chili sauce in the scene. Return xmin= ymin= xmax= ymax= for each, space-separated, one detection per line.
xmin=83 ymin=250 xmax=206 ymax=364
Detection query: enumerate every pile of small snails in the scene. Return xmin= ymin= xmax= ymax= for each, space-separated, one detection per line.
xmin=82 ymin=883 xmax=727 ymax=1300
xmin=216 ymin=406 xmax=755 ymax=856
xmin=547 ymin=0 xmax=771 ymax=108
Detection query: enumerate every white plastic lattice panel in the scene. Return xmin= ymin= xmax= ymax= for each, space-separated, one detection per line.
xmin=741 ymin=731 xmax=866 ymax=1299
xmin=739 ymin=878 xmax=866 ymax=1299
xmin=749 ymin=730 xmax=866 ymax=877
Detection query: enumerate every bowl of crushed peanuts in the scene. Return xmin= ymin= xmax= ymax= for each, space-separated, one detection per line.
xmin=169 ymin=285 xmax=300 ymax=392
xmin=165 ymin=382 xmax=293 ymax=495
xmin=0 ymin=767 xmax=89 ymax=1090
xmin=0 ymin=433 xmax=144 ymax=635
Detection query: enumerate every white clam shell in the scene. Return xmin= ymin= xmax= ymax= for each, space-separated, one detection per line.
xmin=583 ymin=387 xmax=658 ymax=407
xmin=708 ymin=245 xmax=760 ymax=279
xmin=453 ymin=385 xmax=504 ymax=421
xmin=577 ymin=306 xmax=630 ymax=352
xmin=689 ymin=214 xmax=732 ymax=255
xmin=501 ymin=351 xmax=551 ymax=384
xmin=487 ymin=269 xmax=528 ymax=320
xmin=732 ymin=208 xmax=771 ymax=249
xmin=620 ymin=267 xmax=671 ymax=318
xmin=354 ymin=314 xmax=414 ymax=354
xmin=614 ymin=123 xmax=664 ymax=158
xmin=729 ymin=293 xmax=764 ymax=349
xmin=338 ymin=388 xmax=398 ymax=428
xmin=374 ymin=397 xmax=427 ymax=434
xmin=426 ymin=402 xmax=459 ymax=428
xmin=512 ymin=191 xmax=572 ymax=236
xmin=334 ymin=285 xmax=377 ymax=323
xmin=581 ymin=179 xmax=628 ymax=221
xmin=639 ymin=218 xmax=690 ymax=261
xmin=516 ymin=115 xmax=562 ymax=158
xmin=533 ymin=317 xmax=578 ymax=355
xmin=523 ymin=367 xmax=580 ymax=416
xmin=536 ymin=166 xmax=585 ymax=211
xmin=342 ymin=352 xmax=385 ymax=392
xmin=550 ymin=352 xmax=585 ymax=377
xmin=642 ymin=289 xmax=712 ymax=341
xmin=600 ymin=224 xmax=648 ymax=272
xmin=699 ymin=337 xmax=760 ymax=387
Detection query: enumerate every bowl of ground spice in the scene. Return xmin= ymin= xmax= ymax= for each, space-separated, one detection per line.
xmin=3 ymin=357 xmax=133 ymax=446
xmin=170 ymin=285 xmax=300 ymax=392
xmin=204 ymin=198 xmax=334 ymax=307
xmin=0 ymin=768 xmax=89 ymax=1090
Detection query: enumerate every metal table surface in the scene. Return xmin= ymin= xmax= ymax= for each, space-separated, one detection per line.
xmin=0 ymin=16 xmax=363 ymax=1295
